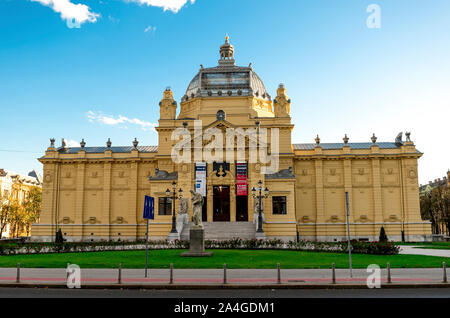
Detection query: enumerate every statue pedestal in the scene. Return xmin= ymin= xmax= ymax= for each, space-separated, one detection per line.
xmin=168 ymin=232 xmax=180 ymax=241
xmin=255 ymin=232 xmax=266 ymax=240
xmin=181 ymin=226 xmax=212 ymax=257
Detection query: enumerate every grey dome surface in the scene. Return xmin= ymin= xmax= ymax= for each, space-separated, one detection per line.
xmin=183 ymin=37 xmax=270 ymax=101
xmin=183 ymin=66 xmax=270 ymax=101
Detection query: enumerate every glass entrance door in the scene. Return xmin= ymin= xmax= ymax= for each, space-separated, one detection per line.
xmin=236 ymin=196 xmax=248 ymax=221
xmin=213 ymin=186 xmax=230 ymax=222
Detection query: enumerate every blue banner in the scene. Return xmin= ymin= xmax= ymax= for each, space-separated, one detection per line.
xmin=143 ymin=195 xmax=154 ymax=220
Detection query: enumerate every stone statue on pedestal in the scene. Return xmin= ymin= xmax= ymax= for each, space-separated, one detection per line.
xmin=253 ymin=199 xmax=265 ymax=231
xmin=176 ymin=198 xmax=189 ymax=234
xmin=190 ymin=190 xmax=204 ymax=228
xmin=181 ymin=190 xmax=211 ymax=257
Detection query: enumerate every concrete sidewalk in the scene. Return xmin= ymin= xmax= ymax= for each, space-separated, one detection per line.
xmin=399 ymin=246 xmax=450 ymax=258
xmin=0 ymin=268 xmax=448 ymax=287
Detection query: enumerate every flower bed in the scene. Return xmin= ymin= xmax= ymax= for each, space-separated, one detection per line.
xmin=0 ymin=239 xmax=399 ymax=255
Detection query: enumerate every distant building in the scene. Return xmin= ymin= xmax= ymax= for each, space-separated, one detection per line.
xmin=420 ymin=171 xmax=450 ymax=193
xmin=0 ymin=169 xmax=42 ymax=238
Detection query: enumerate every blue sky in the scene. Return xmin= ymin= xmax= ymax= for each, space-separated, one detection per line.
xmin=1 ymin=0 xmax=449 ymax=184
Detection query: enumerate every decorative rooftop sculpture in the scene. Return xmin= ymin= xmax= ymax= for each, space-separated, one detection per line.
xmin=405 ymin=132 xmax=411 ymax=142
xmin=343 ymin=134 xmax=349 ymax=144
xmin=395 ymin=132 xmax=403 ymax=146
xmin=371 ymin=133 xmax=377 ymax=144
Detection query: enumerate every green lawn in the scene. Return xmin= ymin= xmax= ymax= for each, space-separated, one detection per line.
xmin=0 ymin=249 xmax=448 ymax=269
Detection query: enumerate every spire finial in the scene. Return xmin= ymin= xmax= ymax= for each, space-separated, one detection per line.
xmin=225 ymin=34 xmax=229 ymax=43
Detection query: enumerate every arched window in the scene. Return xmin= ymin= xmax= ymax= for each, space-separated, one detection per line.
xmin=216 ymin=110 xmax=225 ymax=121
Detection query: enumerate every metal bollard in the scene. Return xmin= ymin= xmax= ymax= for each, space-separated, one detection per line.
xmin=169 ymin=263 xmax=174 ymax=284
xmin=223 ymin=264 xmax=227 ymax=284
xmin=16 ymin=263 xmax=20 ymax=283
xmin=387 ymin=262 xmax=391 ymax=284
xmin=332 ymin=263 xmax=336 ymax=284
xmin=118 ymin=263 xmax=122 ymax=284
xmin=277 ymin=263 xmax=281 ymax=284
xmin=443 ymin=262 xmax=447 ymax=283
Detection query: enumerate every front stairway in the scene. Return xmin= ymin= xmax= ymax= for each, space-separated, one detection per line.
xmin=180 ymin=222 xmax=256 ymax=241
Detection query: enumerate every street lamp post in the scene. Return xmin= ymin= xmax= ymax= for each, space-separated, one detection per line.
xmin=252 ymin=180 xmax=269 ymax=236
xmin=166 ymin=181 xmax=183 ymax=236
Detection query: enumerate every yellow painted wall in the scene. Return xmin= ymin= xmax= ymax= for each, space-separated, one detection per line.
xmin=32 ymin=82 xmax=431 ymax=242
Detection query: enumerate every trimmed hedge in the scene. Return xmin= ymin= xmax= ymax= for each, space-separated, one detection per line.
xmin=0 ymin=239 xmax=399 ymax=255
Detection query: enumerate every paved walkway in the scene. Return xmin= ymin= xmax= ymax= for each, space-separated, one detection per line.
xmin=1 ymin=287 xmax=450 ymax=298
xmin=0 ymin=268 xmax=447 ymax=286
xmin=399 ymin=246 xmax=450 ymax=258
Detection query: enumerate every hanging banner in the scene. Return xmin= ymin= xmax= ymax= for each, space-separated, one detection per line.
xmin=195 ymin=162 xmax=207 ymax=197
xmin=236 ymin=162 xmax=248 ymax=196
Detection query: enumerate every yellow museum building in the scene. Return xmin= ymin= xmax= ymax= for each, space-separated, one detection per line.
xmin=32 ymin=37 xmax=432 ymax=242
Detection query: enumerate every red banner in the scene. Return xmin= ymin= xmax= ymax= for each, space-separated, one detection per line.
xmin=236 ymin=162 xmax=247 ymax=196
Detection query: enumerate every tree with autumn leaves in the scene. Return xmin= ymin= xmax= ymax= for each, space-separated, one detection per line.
xmin=0 ymin=187 xmax=42 ymax=238
xmin=420 ymin=185 xmax=450 ymax=235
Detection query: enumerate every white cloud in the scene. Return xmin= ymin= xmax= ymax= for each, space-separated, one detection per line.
xmin=127 ymin=0 xmax=195 ymax=13
xmin=31 ymin=0 xmax=100 ymax=24
xmin=66 ymin=139 xmax=81 ymax=147
xmin=87 ymin=111 xmax=157 ymax=131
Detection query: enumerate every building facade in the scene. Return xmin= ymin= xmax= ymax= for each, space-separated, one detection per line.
xmin=420 ymin=171 xmax=450 ymax=193
xmin=0 ymin=169 xmax=42 ymax=238
xmin=32 ymin=37 xmax=431 ymax=242
xmin=419 ymin=171 xmax=450 ymax=236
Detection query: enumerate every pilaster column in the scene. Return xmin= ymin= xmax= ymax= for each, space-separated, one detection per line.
xmin=102 ymin=162 xmax=112 ymax=238
xmin=343 ymin=159 xmax=354 ymax=234
xmin=230 ymin=183 xmax=236 ymax=222
xmin=129 ymin=161 xmax=138 ymax=238
xmin=314 ymin=159 xmax=325 ymax=229
xmin=74 ymin=162 xmax=86 ymax=238
xmin=207 ymin=184 xmax=213 ymax=222
xmin=371 ymin=158 xmax=384 ymax=231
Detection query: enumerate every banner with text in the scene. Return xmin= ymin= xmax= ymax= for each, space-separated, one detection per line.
xmin=195 ymin=162 xmax=207 ymax=197
xmin=236 ymin=162 xmax=248 ymax=196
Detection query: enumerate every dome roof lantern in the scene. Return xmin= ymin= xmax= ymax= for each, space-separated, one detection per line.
xmin=219 ymin=34 xmax=235 ymax=67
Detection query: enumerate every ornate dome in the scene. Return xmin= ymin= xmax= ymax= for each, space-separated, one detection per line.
xmin=182 ymin=36 xmax=271 ymax=102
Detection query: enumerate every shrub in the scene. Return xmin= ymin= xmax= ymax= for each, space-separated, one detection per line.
xmin=379 ymin=226 xmax=388 ymax=242
xmin=0 ymin=238 xmax=399 ymax=255
xmin=55 ymin=229 xmax=64 ymax=244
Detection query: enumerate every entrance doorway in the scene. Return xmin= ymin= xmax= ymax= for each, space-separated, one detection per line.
xmin=202 ymin=196 xmax=207 ymax=222
xmin=236 ymin=196 xmax=248 ymax=221
xmin=213 ymin=186 xmax=230 ymax=221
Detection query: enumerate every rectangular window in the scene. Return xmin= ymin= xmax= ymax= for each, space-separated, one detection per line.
xmin=272 ymin=196 xmax=287 ymax=215
xmin=158 ymin=197 xmax=172 ymax=216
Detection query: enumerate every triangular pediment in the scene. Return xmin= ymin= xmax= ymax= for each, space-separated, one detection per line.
xmin=175 ymin=119 xmax=268 ymax=150
xmin=205 ymin=119 xmax=236 ymax=130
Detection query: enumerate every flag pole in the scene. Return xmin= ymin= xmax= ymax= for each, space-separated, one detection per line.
xmin=145 ymin=217 xmax=149 ymax=278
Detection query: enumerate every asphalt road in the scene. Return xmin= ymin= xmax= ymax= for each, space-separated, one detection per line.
xmin=0 ymin=287 xmax=449 ymax=298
